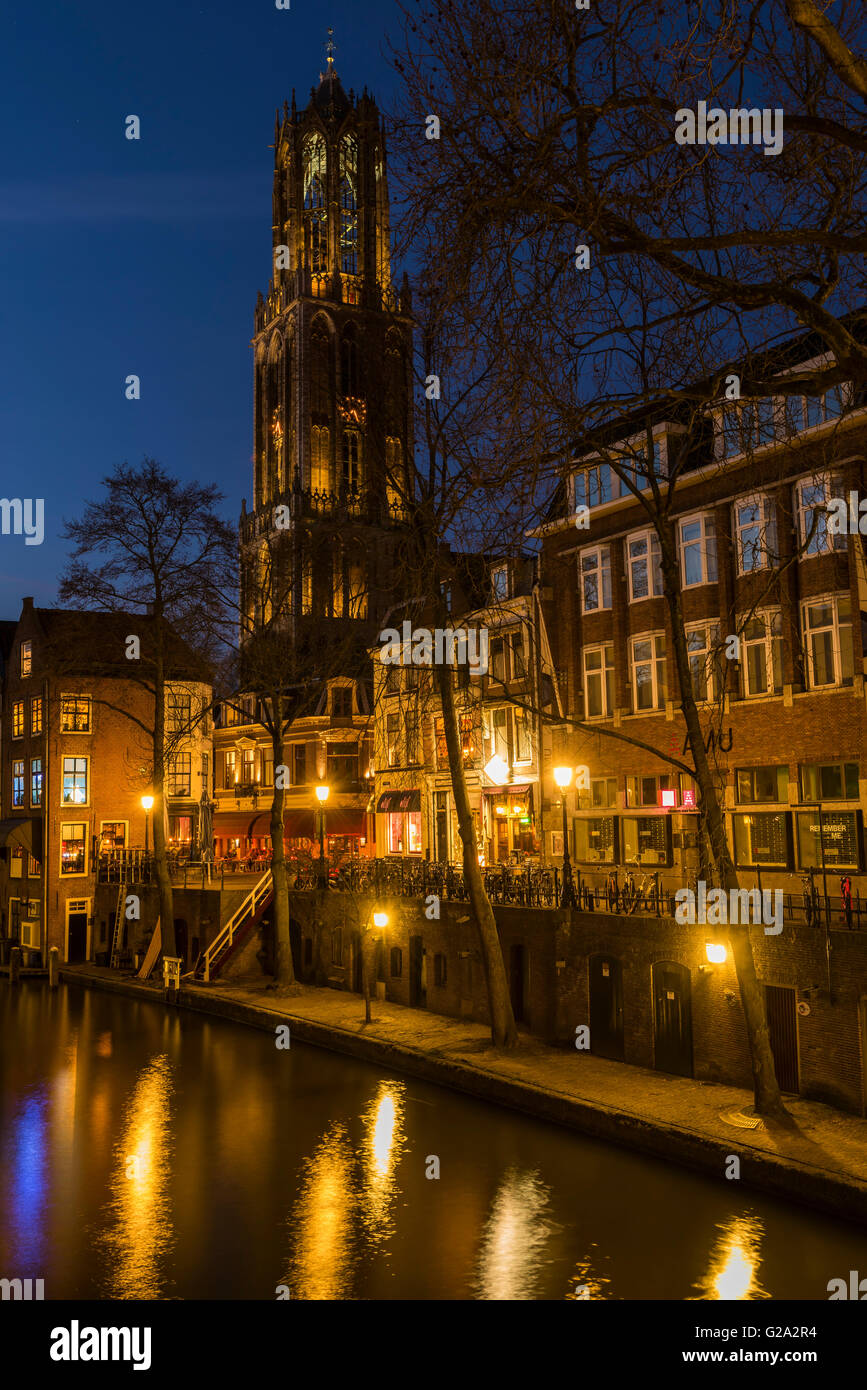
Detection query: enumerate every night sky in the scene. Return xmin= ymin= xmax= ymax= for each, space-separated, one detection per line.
xmin=1 ymin=0 xmax=401 ymax=607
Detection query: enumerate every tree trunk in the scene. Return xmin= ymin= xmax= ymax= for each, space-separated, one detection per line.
xmin=660 ymin=530 xmax=788 ymax=1120
xmin=434 ymin=660 xmax=517 ymax=1048
xmin=152 ymin=629 xmax=176 ymax=960
xmin=271 ymin=719 xmax=295 ymax=987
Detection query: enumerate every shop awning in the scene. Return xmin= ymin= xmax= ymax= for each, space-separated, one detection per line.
xmin=214 ymin=807 xmax=366 ymax=841
xmin=376 ymin=789 xmax=421 ymax=813
xmin=483 ymin=784 xmax=532 ymax=797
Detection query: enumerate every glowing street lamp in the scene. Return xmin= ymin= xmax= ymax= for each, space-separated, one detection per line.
xmin=363 ymin=909 xmax=389 ymax=1022
xmin=553 ymin=766 xmax=577 ymax=909
xmin=315 ymin=784 xmax=329 ymax=889
xmin=141 ymin=794 xmax=154 ymax=857
xmin=706 ymin=942 xmax=727 ymax=965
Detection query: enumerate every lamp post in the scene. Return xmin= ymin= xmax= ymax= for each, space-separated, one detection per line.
xmin=363 ymin=909 xmax=388 ymax=1023
xmin=315 ymin=784 xmax=329 ymax=889
xmin=552 ymin=767 xmax=577 ymax=909
xmin=141 ymin=794 xmax=154 ymax=860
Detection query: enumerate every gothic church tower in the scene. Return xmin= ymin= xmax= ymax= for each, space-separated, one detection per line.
xmin=240 ymin=41 xmax=413 ymax=648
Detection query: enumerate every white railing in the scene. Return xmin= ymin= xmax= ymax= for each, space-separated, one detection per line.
xmin=202 ymin=871 xmax=273 ymax=982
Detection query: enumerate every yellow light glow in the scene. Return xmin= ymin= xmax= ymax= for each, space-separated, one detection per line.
xmin=553 ymin=766 xmax=572 ymax=790
xmin=141 ymin=795 xmax=154 ymax=811
xmin=693 ymin=1215 xmax=767 ymax=1301
xmin=315 ymin=784 xmax=330 ymax=803
xmin=706 ymin=942 xmax=727 ymax=964
xmin=373 ymin=910 xmax=388 ymax=929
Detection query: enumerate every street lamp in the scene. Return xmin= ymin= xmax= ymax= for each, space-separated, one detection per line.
xmin=315 ymin=784 xmax=329 ymax=889
xmin=552 ymin=766 xmax=577 ymax=909
xmin=141 ymin=794 xmax=154 ymax=858
xmin=363 ymin=909 xmax=388 ymax=1023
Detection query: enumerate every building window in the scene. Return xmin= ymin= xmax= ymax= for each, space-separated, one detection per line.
xmin=12 ymin=701 xmax=24 ymax=738
xmin=433 ymin=953 xmax=447 ymax=988
xmin=800 ymin=761 xmax=859 ymax=801
xmin=241 ymin=748 xmax=255 ymax=785
xmin=583 ymin=644 xmax=614 ymax=719
xmin=513 ymin=707 xmax=532 ymax=763
xmin=679 ymin=514 xmax=717 ymax=587
xmin=20 ymin=641 xmax=31 ymax=677
xmin=486 ymin=707 xmax=509 ymax=761
xmin=166 ymin=692 xmax=191 ymax=734
xmin=223 ymin=750 xmax=237 ymax=789
xmin=386 ymin=713 xmax=401 ymax=767
xmin=579 ymin=546 xmax=612 ymax=613
xmin=30 ymin=757 xmax=42 ymax=807
xmin=796 ymin=811 xmax=860 ymax=870
xmin=490 ymin=636 xmax=507 ymax=683
xmin=292 ymin=744 xmax=307 ymax=785
xmin=332 ymin=686 xmax=352 ymax=717
xmin=802 ymin=594 xmax=853 ymax=688
xmin=573 ymin=461 xmax=616 ymax=510
xmin=626 ymin=530 xmax=663 ymax=602
xmin=685 ymin=622 xmax=721 ymax=703
xmin=717 ymin=399 xmax=779 ymax=458
xmin=341 ymin=430 xmax=362 ymax=492
xmin=734 ymin=495 xmax=777 ymax=573
xmin=60 ymin=823 xmax=87 ymax=875
xmin=28 ymin=854 xmax=40 ymax=877
xmin=303 ymin=134 xmax=328 ymax=274
xmin=733 ymin=811 xmax=790 ymax=867
xmin=621 ymin=815 xmax=670 ymax=865
xmin=327 ymin=742 xmax=358 ymax=789
xmin=509 ymin=630 xmax=527 ymax=679
xmin=490 ymin=564 xmax=510 ymax=601
xmin=785 ymin=385 xmax=848 ymax=435
xmin=574 ymin=816 xmax=617 ymax=863
xmin=167 ymin=752 xmax=192 ymax=797
xmin=30 ymin=696 xmax=43 ymax=735
xmin=12 ymin=760 xmax=24 ymax=807
xmin=741 ymin=611 xmax=783 ymax=697
xmin=796 ymin=475 xmax=847 ymax=556
xmin=390 ymin=947 xmax=403 ymax=978
xmin=170 ymin=815 xmax=193 ymax=844
xmin=62 ymin=756 xmax=88 ymax=805
xmin=626 ymin=773 xmax=678 ymax=808
xmin=630 ymin=633 xmax=667 ymax=711
xmin=60 ymin=695 xmax=92 ymax=733
xmin=736 ymin=766 xmax=789 ymax=803
xmin=590 ymin=777 xmax=617 ymax=808
xmin=339 ymin=136 xmax=358 ymax=275
xmin=616 ymin=439 xmax=665 ymax=490
xmin=99 ymin=822 xmax=127 ymax=852
xmin=331 ymin=928 xmax=343 ymax=966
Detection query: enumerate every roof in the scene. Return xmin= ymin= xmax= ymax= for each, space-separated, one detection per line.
xmin=33 ymin=608 xmax=212 ymax=684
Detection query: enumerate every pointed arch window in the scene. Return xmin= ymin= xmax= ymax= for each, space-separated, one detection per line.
xmin=347 ymin=552 xmax=367 ymax=618
xmin=342 ymin=430 xmax=362 ymax=494
xmin=310 ymin=318 xmax=331 ymax=421
xmin=310 ymin=425 xmax=330 ymax=493
xmin=385 ymin=333 xmax=407 ymax=437
xmin=339 ymin=136 xmax=358 ymax=274
xmin=304 ymin=135 xmax=328 ymax=273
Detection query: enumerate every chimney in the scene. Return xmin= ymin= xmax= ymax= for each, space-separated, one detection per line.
xmin=22 ymin=596 xmax=33 ymax=613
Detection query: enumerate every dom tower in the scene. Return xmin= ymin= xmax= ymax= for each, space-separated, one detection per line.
xmin=240 ymin=42 xmax=413 ymax=647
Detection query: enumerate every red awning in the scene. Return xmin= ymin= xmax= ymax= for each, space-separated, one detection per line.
xmin=483 ymin=784 xmax=532 ymax=797
xmin=214 ymin=807 xmax=365 ymax=841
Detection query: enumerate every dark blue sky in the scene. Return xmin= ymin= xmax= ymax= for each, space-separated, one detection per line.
xmin=0 ymin=0 xmax=402 ymax=611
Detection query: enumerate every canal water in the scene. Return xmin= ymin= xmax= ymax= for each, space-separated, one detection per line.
xmin=1 ymin=981 xmax=864 ymax=1301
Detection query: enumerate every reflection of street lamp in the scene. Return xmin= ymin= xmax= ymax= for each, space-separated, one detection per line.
xmin=553 ymin=767 xmax=577 ymax=909
xmin=363 ymin=909 xmax=388 ymax=1023
xmin=141 ymin=795 xmax=154 ymax=857
xmin=315 ymin=784 xmax=329 ymax=889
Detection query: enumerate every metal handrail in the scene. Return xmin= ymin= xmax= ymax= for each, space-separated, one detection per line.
xmin=202 ymin=871 xmax=273 ymax=982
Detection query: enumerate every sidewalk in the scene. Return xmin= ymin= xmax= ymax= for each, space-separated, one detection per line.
xmin=61 ymin=964 xmax=867 ymax=1224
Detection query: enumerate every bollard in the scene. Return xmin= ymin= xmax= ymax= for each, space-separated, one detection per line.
xmin=49 ymin=946 xmax=59 ymax=989
xmin=9 ymin=945 xmax=21 ymax=985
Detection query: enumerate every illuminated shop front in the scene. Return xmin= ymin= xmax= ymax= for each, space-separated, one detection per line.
xmin=376 ymin=789 xmax=422 ymax=856
xmin=482 ymin=784 xmax=537 ymax=863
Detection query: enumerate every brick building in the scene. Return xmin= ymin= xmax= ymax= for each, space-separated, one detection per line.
xmin=0 ymin=600 xmax=212 ymax=962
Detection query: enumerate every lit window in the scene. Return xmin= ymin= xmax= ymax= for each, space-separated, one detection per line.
xmin=732 ymin=812 xmax=789 ymax=867
xmin=802 ymin=594 xmax=853 ymax=688
xmin=583 ymin=644 xmax=614 ymax=718
xmin=30 ymin=696 xmax=43 ymax=735
xmin=679 ymin=514 xmax=717 ymax=587
xmin=19 ymin=641 xmax=31 ymax=677
xmin=303 ymin=134 xmax=328 ymax=274
xmin=12 ymin=760 xmax=24 ymax=807
xmin=12 ymin=701 xmax=24 ymax=738
xmin=627 ymin=530 xmax=663 ymax=601
xmin=60 ymin=823 xmax=87 ymax=875
xmin=62 ymin=756 xmax=88 ymax=805
xmin=60 ymin=696 xmax=92 ymax=733
xmin=30 ymin=757 xmax=42 ymax=807
xmin=734 ymin=495 xmax=777 ymax=573
xmin=386 ymin=712 xmax=401 ymax=767
xmin=630 ymin=633 xmax=667 ymax=711
xmin=579 ymin=546 xmax=612 ymax=613
xmin=167 ymin=752 xmax=192 ymax=797
xmin=339 ymin=136 xmax=358 ymax=275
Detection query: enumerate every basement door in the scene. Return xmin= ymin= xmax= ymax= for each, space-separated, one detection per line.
xmin=764 ymin=984 xmax=799 ymax=1094
xmin=652 ymin=960 xmax=693 ymax=1077
xmin=589 ymin=954 xmax=624 ymax=1061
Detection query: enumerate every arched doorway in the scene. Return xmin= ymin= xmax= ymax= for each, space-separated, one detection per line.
xmin=588 ymin=953 xmax=624 ymax=1060
xmin=652 ymin=960 xmax=693 ymax=1077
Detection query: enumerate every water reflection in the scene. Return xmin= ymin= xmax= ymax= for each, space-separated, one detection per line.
xmin=9 ymin=1089 xmax=49 ymax=1268
xmin=97 ymin=1054 xmax=175 ymax=1299
xmin=474 ymin=1167 xmax=555 ymax=1300
xmin=285 ymin=1123 xmax=357 ymax=1300
xmin=359 ymin=1082 xmax=407 ymax=1245
xmin=692 ymin=1214 xmax=770 ymax=1300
